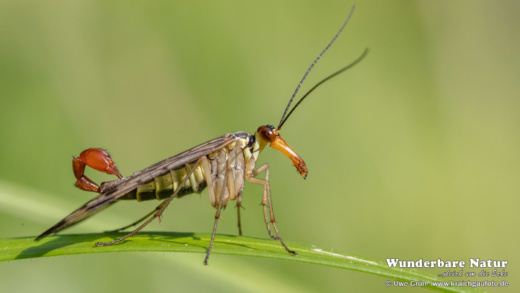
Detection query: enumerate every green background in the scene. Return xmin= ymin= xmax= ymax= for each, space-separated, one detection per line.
xmin=0 ymin=0 xmax=518 ymax=292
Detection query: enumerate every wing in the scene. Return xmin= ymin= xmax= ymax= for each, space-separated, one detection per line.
xmin=35 ymin=132 xmax=248 ymax=241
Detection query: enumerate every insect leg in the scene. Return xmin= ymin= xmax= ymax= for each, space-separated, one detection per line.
xmin=95 ymin=157 xmax=203 ymax=246
xmin=203 ymin=156 xmax=229 ymax=265
xmin=236 ymin=194 xmax=243 ymax=236
xmin=105 ymin=207 xmax=160 ymax=232
xmin=247 ymin=163 xmax=297 ymax=256
xmin=205 ymin=192 xmax=224 ymax=265
xmin=250 ymin=164 xmax=276 ymax=239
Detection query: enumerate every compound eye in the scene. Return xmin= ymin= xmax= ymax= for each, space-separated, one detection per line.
xmin=257 ymin=125 xmax=277 ymax=142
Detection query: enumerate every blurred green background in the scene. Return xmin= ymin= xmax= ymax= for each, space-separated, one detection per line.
xmin=0 ymin=0 xmax=518 ymax=292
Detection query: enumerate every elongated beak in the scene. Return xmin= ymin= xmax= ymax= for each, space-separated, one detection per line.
xmin=270 ymin=134 xmax=308 ymax=179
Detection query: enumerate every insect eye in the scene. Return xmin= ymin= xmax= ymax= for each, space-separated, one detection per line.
xmin=257 ymin=125 xmax=277 ymax=142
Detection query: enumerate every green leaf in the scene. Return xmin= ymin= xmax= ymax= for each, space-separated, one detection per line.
xmin=1 ymin=233 xmax=483 ymax=293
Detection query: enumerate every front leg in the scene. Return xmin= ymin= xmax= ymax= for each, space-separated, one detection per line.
xmin=246 ymin=163 xmax=297 ymax=256
xmin=248 ymin=164 xmax=275 ymax=239
xmin=73 ymin=148 xmax=122 ymax=192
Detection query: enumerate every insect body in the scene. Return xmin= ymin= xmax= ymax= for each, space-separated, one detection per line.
xmin=35 ymin=6 xmax=367 ymax=265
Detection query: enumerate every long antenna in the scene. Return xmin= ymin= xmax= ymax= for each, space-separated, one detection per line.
xmin=278 ymin=48 xmax=368 ymax=130
xmin=277 ymin=5 xmax=356 ymax=129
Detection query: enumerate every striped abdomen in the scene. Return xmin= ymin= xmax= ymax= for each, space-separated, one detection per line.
xmin=115 ymin=137 xmax=254 ymax=206
xmin=119 ymin=162 xmax=208 ymax=201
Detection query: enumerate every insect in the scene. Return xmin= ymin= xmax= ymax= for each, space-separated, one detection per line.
xmin=35 ymin=6 xmax=367 ymax=265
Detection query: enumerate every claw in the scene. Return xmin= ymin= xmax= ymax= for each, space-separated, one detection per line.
xmin=73 ymin=148 xmax=122 ymax=192
xmin=79 ymin=148 xmax=122 ymax=178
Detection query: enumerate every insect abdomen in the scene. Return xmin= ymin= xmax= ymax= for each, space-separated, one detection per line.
xmin=116 ymin=134 xmax=252 ymax=204
xmin=120 ymin=163 xmax=207 ymax=201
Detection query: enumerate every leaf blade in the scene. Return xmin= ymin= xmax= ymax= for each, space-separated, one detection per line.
xmin=1 ymin=233 xmax=484 ymax=293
